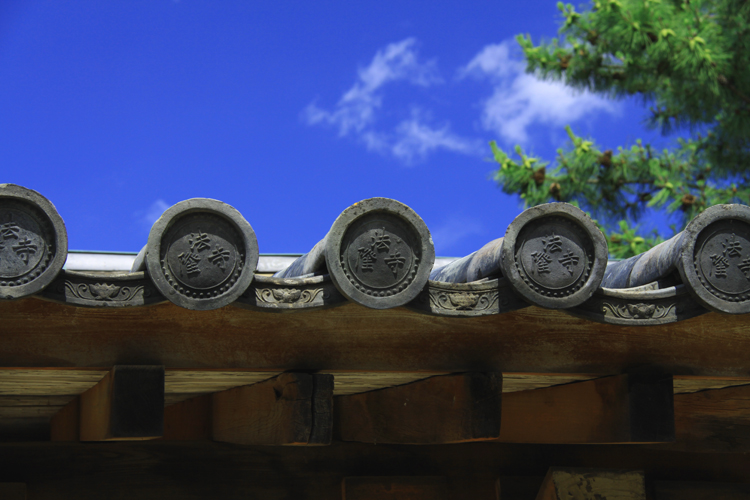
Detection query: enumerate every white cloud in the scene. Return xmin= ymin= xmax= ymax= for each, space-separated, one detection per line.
xmin=135 ymin=199 xmax=169 ymax=229
xmin=363 ymin=109 xmax=481 ymax=164
xmin=303 ymin=38 xmax=441 ymax=136
xmin=461 ymin=40 xmax=618 ymax=144
xmin=391 ymin=113 xmax=479 ymax=162
xmin=303 ymin=39 xmax=479 ymax=163
xmin=305 ymin=37 xmax=612 ymax=163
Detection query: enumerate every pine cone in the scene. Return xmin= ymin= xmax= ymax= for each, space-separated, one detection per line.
xmin=533 ymin=167 xmax=546 ymax=186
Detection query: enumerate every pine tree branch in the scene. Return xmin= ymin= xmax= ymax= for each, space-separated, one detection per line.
xmin=717 ymin=74 xmax=750 ymax=105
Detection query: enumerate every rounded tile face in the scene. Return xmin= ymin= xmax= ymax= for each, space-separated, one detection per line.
xmin=160 ymin=213 xmax=245 ymax=300
xmin=325 ymin=198 xmax=435 ymax=309
xmin=694 ymin=219 xmax=750 ymax=302
xmin=339 ymin=214 xmax=420 ymax=297
xmin=145 ymin=198 xmax=259 ymax=310
xmin=0 ymin=185 xmax=67 ymax=300
xmin=0 ymin=201 xmax=51 ymax=283
xmin=515 ymin=216 xmax=593 ymax=298
xmin=502 ymin=203 xmax=607 ymax=309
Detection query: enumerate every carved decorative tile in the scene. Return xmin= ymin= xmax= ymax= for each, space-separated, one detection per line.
xmin=325 ymin=198 xmax=435 ymax=310
xmin=406 ymin=277 xmax=528 ymax=317
xmin=234 ymin=274 xmax=346 ymax=312
xmin=145 ymin=198 xmax=259 ymax=310
xmin=679 ymin=204 xmax=750 ymax=314
xmin=502 ymin=203 xmax=608 ymax=309
xmin=40 ymin=270 xmax=165 ymax=307
xmin=0 ymin=184 xmax=67 ymax=300
xmin=569 ymin=283 xmax=707 ymax=325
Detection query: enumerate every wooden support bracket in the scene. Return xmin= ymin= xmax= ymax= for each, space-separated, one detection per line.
xmin=335 ymin=372 xmax=502 ymax=444
xmin=163 ymin=372 xmax=333 ymax=446
xmin=536 ymin=468 xmax=646 ymax=500
xmin=51 ymin=365 xmax=164 ymax=441
xmin=500 ymin=373 xmax=674 ymax=444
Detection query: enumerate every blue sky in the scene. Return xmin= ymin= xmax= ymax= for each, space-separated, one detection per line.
xmin=0 ymin=1 xmax=669 ymax=256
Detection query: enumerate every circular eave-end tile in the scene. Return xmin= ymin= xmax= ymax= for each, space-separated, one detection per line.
xmin=501 ymin=203 xmax=607 ymax=309
xmin=145 ymin=198 xmax=259 ymax=311
xmin=325 ymin=198 xmax=435 ymax=310
xmin=678 ymin=204 xmax=750 ymax=314
xmin=0 ymin=184 xmax=67 ymax=300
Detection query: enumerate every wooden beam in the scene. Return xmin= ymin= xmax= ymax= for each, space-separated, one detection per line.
xmin=163 ymin=369 xmax=280 ymax=403
xmin=672 ymin=384 xmax=750 ymax=452
xmin=536 ymin=468 xmax=645 ymax=500
xmin=213 ymin=372 xmax=332 ymax=446
xmin=654 ymin=481 xmax=750 ymax=500
xmin=336 ymin=372 xmax=502 ymax=444
xmin=672 ymin=376 xmax=750 ymax=394
xmin=500 ymin=373 xmax=674 ymax=444
xmin=0 ymin=368 xmax=107 ymax=395
xmin=309 ymin=373 xmax=333 ymax=445
xmin=164 ymin=373 xmax=333 ymax=445
xmin=49 ymin=396 xmax=79 ymax=441
xmin=51 ymin=366 xmax=165 ymax=441
xmin=161 ymin=394 xmax=212 ymax=441
xmin=5 ymin=299 xmax=750 ymax=378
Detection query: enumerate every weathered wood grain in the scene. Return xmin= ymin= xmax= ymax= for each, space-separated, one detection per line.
xmin=164 ymin=370 xmax=280 ymax=393
xmin=0 ymin=396 xmax=73 ymax=419
xmin=212 ymin=373 xmax=333 ymax=446
xmin=163 ymin=370 xmax=279 ymax=404
xmin=0 ymin=369 xmax=107 ymax=395
xmin=163 ymin=374 xmax=333 ymax=444
xmin=3 ymin=299 xmax=750 ymax=377
xmin=671 ymin=384 xmax=750 ymax=453
xmin=0 ymin=370 xmax=742 ymax=413
xmin=322 ymin=371 xmax=449 ymax=395
xmin=0 ymin=368 xmax=606 ymax=419
xmin=536 ymin=468 xmax=646 ymax=500
xmin=0 ymin=368 xmax=614 ymax=403
xmin=0 ymin=395 xmax=74 ymax=406
xmin=672 ymin=376 xmax=750 ymax=394
xmin=336 ymin=373 xmax=502 ymax=444
xmin=500 ymin=374 xmax=674 ymax=444
xmin=502 ymin=373 xmax=598 ymax=393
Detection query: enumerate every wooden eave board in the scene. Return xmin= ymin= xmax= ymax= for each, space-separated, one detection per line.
xmin=2 ymin=299 xmax=750 ymax=377
xmin=3 ymin=368 xmax=750 ymax=421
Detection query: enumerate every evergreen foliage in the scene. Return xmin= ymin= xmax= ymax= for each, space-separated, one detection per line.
xmin=491 ymin=0 xmax=750 ymax=258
